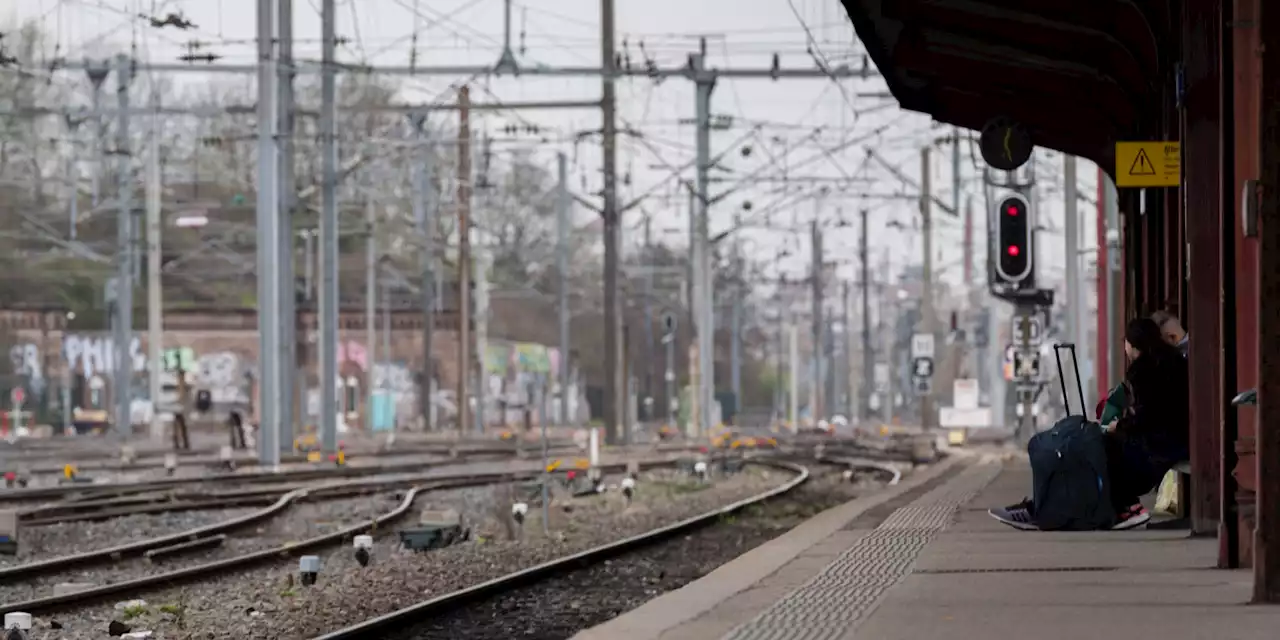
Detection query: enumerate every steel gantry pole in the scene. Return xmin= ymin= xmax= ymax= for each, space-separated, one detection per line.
xmin=364 ymin=199 xmax=377 ymax=434
xmin=557 ymin=152 xmax=572 ymax=426
xmin=692 ymin=46 xmax=716 ymax=436
xmin=919 ymin=146 xmax=936 ymax=431
xmin=730 ymin=220 xmax=742 ymax=414
xmin=145 ymin=88 xmax=164 ymax=443
xmin=811 ymin=218 xmax=824 ymax=424
xmin=112 ymin=54 xmax=134 ymax=438
xmin=277 ymin=0 xmax=298 ymax=453
xmin=601 ymin=0 xmax=624 ymax=444
xmin=860 ymin=208 xmax=873 ymax=421
xmin=318 ymin=0 xmax=340 ymax=454
xmin=255 ymin=0 xmax=282 ymax=466
xmin=455 ymin=87 xmax=473 ymax=436
xmin=410 ymin=114 xmax=436 ymax=430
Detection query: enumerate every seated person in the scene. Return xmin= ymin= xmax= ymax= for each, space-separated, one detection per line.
xmin=991 ymin=318 xmax=1189 ymax=531
xmin=1151 ymin=309 xmax=1190 ymax=357
xmin=1095 ymin=309 xmax=1188 ymax=426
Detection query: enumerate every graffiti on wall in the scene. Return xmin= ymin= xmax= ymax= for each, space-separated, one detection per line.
xmin=338 ymin=341 xmax=369 ymax=371
xmin=371 ymin=362 xmax=416 ymax=426
xmin=63 ymin=335 xmax=145 ymax=379
xmin=192 ymin=351 xmax=252 ymax=404
xmin=9 ymin=344 xmax=42 ymax=392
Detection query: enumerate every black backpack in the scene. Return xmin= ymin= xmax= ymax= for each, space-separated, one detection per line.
xmin=1028 ymin=344 xmax=1115 ymax=531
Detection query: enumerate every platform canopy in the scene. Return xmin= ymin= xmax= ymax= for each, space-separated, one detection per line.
xmin=839 ymin=0 xmax=1174 ymax=171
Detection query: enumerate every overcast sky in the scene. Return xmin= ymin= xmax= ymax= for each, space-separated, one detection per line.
xmin=6 ymin=0 xmax=1101 ymax=305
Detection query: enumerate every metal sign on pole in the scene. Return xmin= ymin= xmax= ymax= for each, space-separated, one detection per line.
xmin=1012 ymin=316 xmax=1043 ymax=345
xmin=911 ymin=333 xmax=935 ymax=359
xmin=1013 ymin=351 xmax=1042 ymax=379
xmin=873 ymin=363 xmax=889 ymax=394
xmin=912 ymin=357 xmax=935 ymax=379
xmin=952 ymin=378 xmax=979 ymax=410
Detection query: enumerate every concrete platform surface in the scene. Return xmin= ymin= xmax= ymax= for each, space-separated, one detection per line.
xmin=575 ymin=452 xmax=1280 ymax=640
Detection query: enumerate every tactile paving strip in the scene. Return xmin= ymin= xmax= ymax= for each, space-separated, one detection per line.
xmin=721 ymin=460 xmax=1002 ymax=640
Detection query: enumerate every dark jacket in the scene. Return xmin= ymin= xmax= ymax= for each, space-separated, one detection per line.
xmin=1115 ymin=351 xmax=1190 ymax=462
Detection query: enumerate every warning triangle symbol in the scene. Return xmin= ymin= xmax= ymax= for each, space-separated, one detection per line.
xmin=1128 ymin=149 xmax=1157 ymax=176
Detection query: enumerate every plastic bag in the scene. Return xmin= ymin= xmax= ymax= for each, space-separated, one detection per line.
xmin=1154 ymin=470 xmax=1181 ymax=515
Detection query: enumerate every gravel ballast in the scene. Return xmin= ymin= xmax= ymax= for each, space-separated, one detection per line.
xmin=19 ymin=464 xmax=801 ymax=639
xmin=0 ymin=494 xmax=402 ymax=605
xmin=390 ymin=467 xmax=891 ymax=640
xmin=0 ymin=509 xmax=255 ymax=568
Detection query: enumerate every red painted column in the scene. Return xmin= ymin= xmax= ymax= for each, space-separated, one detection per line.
xmin=1183 ymin=0 xmax=1224 ymax=537
xmin=1218 ymin=0 xmax=1241 ymax=569
xmin=1233 ymin=0 xmax=1261 ymax=566
xmin=1255 ymin=0 xmax=1280 ymax=601
xmin=1097 ymin=169 xmax=1110 ymax=401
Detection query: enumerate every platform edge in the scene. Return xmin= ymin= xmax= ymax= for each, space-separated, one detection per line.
xmin=568 ymin=453 xmax=973 ymax=640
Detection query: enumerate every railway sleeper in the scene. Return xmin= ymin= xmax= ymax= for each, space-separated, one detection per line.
xmin=143 ymin=534 xmax=227 ymax=562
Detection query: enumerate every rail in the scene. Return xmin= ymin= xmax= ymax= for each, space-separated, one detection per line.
xmin=0 ymin=457 xmax=683 ymax=613
xmin=308 ymin=459 xmax=811 ymax=640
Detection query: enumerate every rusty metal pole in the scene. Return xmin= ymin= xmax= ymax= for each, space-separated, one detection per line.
xmin=456 ymin=87 xmax=472 ymax=436
xmin=1184 ymin=0 xmax=1224 ymax=538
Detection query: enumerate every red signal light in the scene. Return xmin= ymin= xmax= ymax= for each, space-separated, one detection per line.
xmin=1007 ymin=245 xmax=1020 ymax=256
xmin=1006 ymin=205 xmax=1019 ymax=216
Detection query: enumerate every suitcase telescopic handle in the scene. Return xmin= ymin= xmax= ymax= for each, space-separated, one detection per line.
xmin=1052 ymin=343 xmax=1086 ymax=417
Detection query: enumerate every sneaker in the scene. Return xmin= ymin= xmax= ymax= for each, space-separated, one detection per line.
xmin=1112 ymin=504 xmax=1151 ymax=530
xmin=988 ymin=498 xmax=1038 ymax=531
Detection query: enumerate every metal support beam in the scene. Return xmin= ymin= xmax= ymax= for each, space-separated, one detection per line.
xmin=1218 ymin=0 xmax=1241 ymax=570
xmin=254 ymin=0 xmax=282 ymax=466
xmin=1254 ymin=0 xmax=1280 ymax=603
xmin=278 ymin=0 xmax=297 ymax=452
xmin=0 ymin=100 xmax=605 ymax=119
xmin=51 ymin=60 xmax=878 ymax=80
xmin=112 ymin=54 xmax=133 ymax=438
xmin=145 ymin=85 xmax=163 ymax=444
xmin=557 ymin=152 xmax=572 ymax=426
xmin=365 ymin=198 xmax=377 ymax=435
xmin=919 ymin=147 xmax=936 ymax=431
xmin=410 ymin=115 xmax=436 ymax=430
xmin=692 ymin=46 xmax=716 ymax=436
xmin=860 ymin=208 xmax=873 ymax=421
xmin=1184 ymin=0 xmax=1225 ymax=539
xmin=456 ymin=87 xmax=474 ymax=435
xmin=317 ymin=0 xmax=339 ymax=454
xmin=810 ymin=218 xmax=824 ymax=423
xmin=601 ymin=0 xmax=624 ymax=444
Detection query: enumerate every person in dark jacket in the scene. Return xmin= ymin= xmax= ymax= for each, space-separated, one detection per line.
xmin=989 ymin=318 xmax=1189 ymax=531
xmin=1104 ymin=317 xmax=1190 ymax=528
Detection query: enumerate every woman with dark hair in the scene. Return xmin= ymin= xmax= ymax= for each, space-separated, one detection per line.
xmin=1104 ymin=317 xmax=1190 ymax=528
xmin=990 ymin=317 xmax=1189 ymax=531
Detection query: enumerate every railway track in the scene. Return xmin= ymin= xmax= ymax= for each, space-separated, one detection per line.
xmin=15 ymin=478 xmax=421 ymax=526
xmin=0 ymin=450 xmax=531 ymax=505
xmin=4 ymin=440 xmax=580 ymax=477
xmin=0 ymin=456 xmax=687 ymax=615
xmin=307 ymin=458 xmax=812 ymax=640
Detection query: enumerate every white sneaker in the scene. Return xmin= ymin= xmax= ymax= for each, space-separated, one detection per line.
xmin=988 ymin=498 xmax=1038 ymax=531
xmin=1111 ymin=504 xmax=1151 ymax=530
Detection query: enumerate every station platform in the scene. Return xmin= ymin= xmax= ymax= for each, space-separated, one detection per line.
xmin=574 ymin=450 xmax=1280 ymax=640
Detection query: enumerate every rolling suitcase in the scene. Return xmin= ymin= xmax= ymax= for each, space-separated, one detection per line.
xmin=1027 ymin=343 xmax=1115 ymax=531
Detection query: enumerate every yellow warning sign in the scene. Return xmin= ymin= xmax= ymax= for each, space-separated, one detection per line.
xmin=1115 ymin=141 xmax=1180 ymax=188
